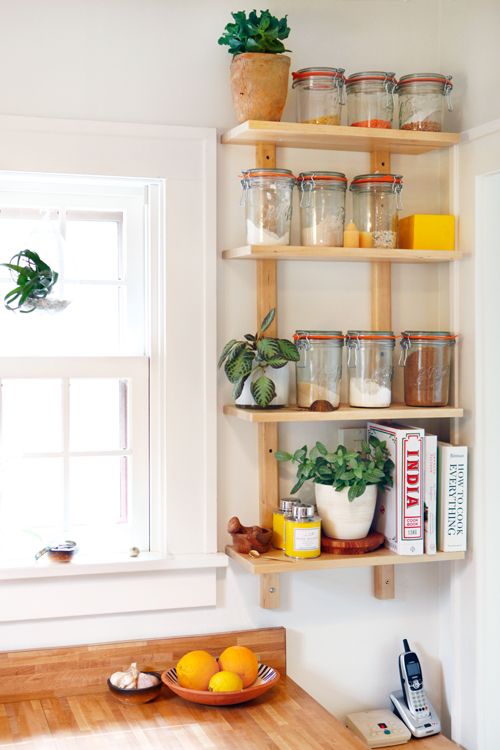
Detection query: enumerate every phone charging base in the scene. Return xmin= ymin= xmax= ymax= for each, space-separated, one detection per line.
xmin=390 ymin=690 xmax=441 ymax=738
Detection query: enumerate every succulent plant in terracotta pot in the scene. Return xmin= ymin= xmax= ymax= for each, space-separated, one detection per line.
xmin=218 ymin=9 xmax=291 ymax=123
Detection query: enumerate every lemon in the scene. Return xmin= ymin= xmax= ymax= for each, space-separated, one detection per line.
xmin=208 ymin=670 xmax=243 ymax=692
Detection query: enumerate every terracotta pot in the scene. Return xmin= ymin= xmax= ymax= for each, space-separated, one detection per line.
xmin=315 ymin=484 xmax=378 ymax=540
xmin=230 ymin=53 xmax=291 ymax=123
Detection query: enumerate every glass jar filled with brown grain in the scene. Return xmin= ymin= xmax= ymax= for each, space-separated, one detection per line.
xmin=400 ymin=331 xmax=457 ymax=406
xmin=397 ymin=73 xmax=453 ymax=132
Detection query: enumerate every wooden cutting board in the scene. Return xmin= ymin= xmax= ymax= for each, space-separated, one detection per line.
xmin=321 ymin=531 xmax=385 ymax=555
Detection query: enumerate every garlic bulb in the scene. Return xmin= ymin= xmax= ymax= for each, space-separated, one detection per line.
xmin=137 ymin=672 xmax=160 ymax=689
xmin=110 ymin=662 xmax=139 ymax=689
xmin=110 ymin=662 xmax=159 ymax=690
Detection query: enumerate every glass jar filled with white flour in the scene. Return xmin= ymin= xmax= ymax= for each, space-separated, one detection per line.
xmin=349 ymin=173 xmax=403 ymax=250
xmin=346 ymin=330 xmax=395 ymax=407
xmin=298 ymin=172 xmax=347 ymax=247
xmin=294 ymin=330 xmax=344 ymax=409
xmin=241 ymin=168 xmax=295 ymax=245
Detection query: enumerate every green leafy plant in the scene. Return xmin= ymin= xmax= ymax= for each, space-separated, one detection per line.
xmin=218 ymin=9 xmax=291 ymax=56
xmin=218 ymin=308 xmax=299 ymax=407
xmin=275 ymin=437 xmax=394 ymax=501
xmin=0 ymin=249 xmax=59 ymax=313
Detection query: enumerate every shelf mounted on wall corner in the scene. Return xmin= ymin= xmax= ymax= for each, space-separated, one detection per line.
xmin=221 ymin=120 xmax=464 ymax=609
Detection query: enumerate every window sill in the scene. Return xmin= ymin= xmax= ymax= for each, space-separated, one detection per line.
xmin=0 ymin=552 xmax=228 ymax=581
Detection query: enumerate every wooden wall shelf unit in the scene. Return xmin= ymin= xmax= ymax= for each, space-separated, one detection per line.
xmin=226 ymin=546 xmax=465 ymax=575
xmin=223 ymin=245 xmax=460 ymax=262
xmin=222 ymin=119 xmax=460 ymax=154
xmin=224 ymin=404 xmax=463 ymax=423
xmin=221 ymin=120 xmax=463 ymax=610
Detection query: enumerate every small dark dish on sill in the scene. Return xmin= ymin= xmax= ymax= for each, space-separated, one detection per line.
xmin=35 ymin=540 xmax=78 ymax=563
xmin=107 ymin=672 xmax=162 ymax=704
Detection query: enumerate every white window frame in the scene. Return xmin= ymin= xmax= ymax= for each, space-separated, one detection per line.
xmin=0 ymin=115 xmax=224 ymax=621
xmin=0 ymin=356 xmax=150 ymax=551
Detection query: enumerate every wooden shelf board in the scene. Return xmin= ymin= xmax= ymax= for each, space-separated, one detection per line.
xmin=223 ymin=245 xmax=460 ymax=263
xmin=224 ymin=403 xmax=464 ymax=423
xmin=226 ymin=545 xmax=465 ymax=575
xmin=221 ymin=120 xmax=460 ymax=154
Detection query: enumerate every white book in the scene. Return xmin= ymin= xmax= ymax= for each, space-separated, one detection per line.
xmin=438 ymin=442 xmax=468 ymax=552
xmin=423 ymin=435 xmax=438 ymax=555
xmin=368 ymin=422 xmax=424 ymax=555
xmin=405 ymin=428 xmax=438 ymax=554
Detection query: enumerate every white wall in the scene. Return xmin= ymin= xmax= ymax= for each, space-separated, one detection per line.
xmin=438 ymin=4 xmax=500 ymax=748
xmin=0 ymin=0 xmax=463 ymax=729
xmin=440 ymin=0 xmax=500 ymax=132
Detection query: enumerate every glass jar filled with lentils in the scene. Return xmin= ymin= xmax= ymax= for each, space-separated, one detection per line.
xmin=397 ymin=73 xmax=453 ymax=132
xmin=346 ymin=71 xmax=397 ymax=128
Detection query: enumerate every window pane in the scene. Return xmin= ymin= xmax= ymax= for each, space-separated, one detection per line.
xmin=1 ymin=380 xmax=63 ymax=453
xmin=69 ymin=455 xmax=126 ymax=526
xmin=0 ymin=217 xmax=43 ymax=264
xmin=0 ymin=283 xmax=122 ymax=355
xmin=70 ymin=379 xmax=128 ymax=451
xmin=65 ymin=220 xmax=120 ymax=281
xmin=0 ymin=456 xmax=64 ymax=531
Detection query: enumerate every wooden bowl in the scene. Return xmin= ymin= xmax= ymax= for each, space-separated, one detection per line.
xmin=161 ymin=664 xmax=280 ymax=706
xmin=230 ymin=528 xmax=273 ymax=554
xmin=107 ymin=672 xmax=162 ymax=704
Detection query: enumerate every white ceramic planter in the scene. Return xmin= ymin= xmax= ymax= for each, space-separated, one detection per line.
xmin=235 ymin=364 xmax=289 ymax=408
xmin=315 ymin=483 xmax=378 ymax=540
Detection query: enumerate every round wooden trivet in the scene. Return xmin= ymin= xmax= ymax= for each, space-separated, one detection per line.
xmin=321 ymin=531 xmax=384 ymax=555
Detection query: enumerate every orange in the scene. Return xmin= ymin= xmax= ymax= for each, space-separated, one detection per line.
xmin=218 ymin=645 xmax=259 ymax=688
xmin=176 ymin=650 xmax=219 ymax=691
xmin=208 ymin=670 xmax=243 ymax=692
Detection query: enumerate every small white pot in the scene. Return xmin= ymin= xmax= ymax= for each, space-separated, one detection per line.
xmin=235 ymin=365 xmax=289 ymax=408
xmin=315 ymin=483 xmax=378 ymax=540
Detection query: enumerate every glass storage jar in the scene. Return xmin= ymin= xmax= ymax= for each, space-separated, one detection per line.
xmin=400 ymin=331 xmax=457 ymax=406
xmin=346 ymin=330 xmax=395 ymax=407
xmin=346 ymin=71 xmax=397 ymax=128
xmin=349 ymin=173 xmax=403 ymax=249
xmin=397 ymin=73 xmax=453 ymax=132
xmin=292 ymin=67 xmax=345 ymax=125
xmin=241 ymin=168 xmax=295 ymax=245
xmin=297 ymin=172 xmax=347 ymax=246
xmin=294 ymin=330 xmax=344 ymax=409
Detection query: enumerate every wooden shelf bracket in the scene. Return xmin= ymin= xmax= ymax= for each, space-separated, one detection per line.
xmin=373 ymin=565 xmax=396 ymax=599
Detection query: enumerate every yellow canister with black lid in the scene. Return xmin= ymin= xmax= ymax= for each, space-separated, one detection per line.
xmin=284 ymin=504 xmax=321 ymax=559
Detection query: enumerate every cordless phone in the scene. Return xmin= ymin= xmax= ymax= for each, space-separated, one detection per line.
xmin=399 ymin=638 xmax=430 ymax=719
xmin=390 ymin=638 xmax=441 ymax=738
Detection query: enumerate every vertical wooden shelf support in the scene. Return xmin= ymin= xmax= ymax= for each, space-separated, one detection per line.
xmin=370 ymin=149 xmax=396 ymax=598
xmin=256 ymin=143 xmax=281 ymax=609
xmin=249 ymin=142 xmax=399 ymax=605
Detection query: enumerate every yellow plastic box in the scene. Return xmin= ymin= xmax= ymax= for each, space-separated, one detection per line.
xmin=398 ymin=214 xmax=455 ymax=251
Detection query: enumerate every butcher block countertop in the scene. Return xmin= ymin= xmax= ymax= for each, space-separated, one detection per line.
xmin=0 ymin=628 xmax=463 ymax=750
